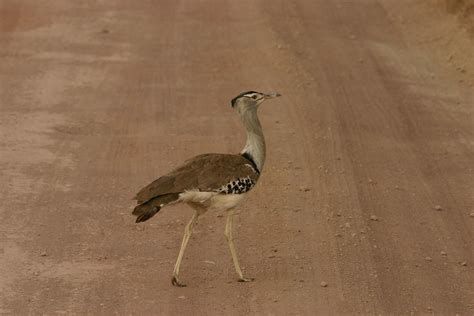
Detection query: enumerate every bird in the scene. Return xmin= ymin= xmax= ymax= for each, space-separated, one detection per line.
xmin=132 ymin=90 xmax=281 ymax=287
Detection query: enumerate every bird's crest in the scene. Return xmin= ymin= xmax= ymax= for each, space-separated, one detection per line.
xmin=231 ymin=91 xmax=260 ymax=107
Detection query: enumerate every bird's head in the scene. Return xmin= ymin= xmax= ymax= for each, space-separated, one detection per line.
xmin=231 ymin=91 xmax=281 ymax=113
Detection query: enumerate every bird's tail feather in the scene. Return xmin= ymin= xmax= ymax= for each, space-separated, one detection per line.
xmin=132 ymin=193 xmax=180 ymax=223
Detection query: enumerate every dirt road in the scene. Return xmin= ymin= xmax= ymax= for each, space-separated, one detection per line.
xmin=1 ymin=1 xmax=473 ymax=314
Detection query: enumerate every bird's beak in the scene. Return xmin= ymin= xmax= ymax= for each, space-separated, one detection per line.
xmin=263 ymin=92 xmax=281 ymax=99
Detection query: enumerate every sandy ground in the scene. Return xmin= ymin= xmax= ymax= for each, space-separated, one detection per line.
xmin=1 ymin=1 xmax=473 ymax=314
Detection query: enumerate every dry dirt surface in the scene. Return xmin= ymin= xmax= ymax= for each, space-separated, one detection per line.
xmin=1 ymin=1 xmax=473 ymax=315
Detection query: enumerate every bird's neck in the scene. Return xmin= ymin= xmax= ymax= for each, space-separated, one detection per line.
xmin=240 ymin=109 xmax=266 ymax=172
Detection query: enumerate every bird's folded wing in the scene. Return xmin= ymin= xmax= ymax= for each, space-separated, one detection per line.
xmin=134 ymin=153 xmax=259 ymax=204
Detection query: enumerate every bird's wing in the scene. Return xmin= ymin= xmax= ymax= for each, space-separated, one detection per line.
xmin=134 ymin=153 xmax=260 ymax=204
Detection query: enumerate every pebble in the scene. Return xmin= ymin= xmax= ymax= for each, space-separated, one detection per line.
xmin=434 ymin=205 xmax=443 ymax=211
xmin=425 ymin=256 xmax=433 ymax=262
xmin=460 ymin=261 xmax=467 ymax=266
xmin=40 ymin=251 xmax=48 ymax=257
xmin=440 ymin=251 xmax=447 ymax=256
xmin=469 ymin=212 xmax=474 ymax=217
xmin=320 ymin=281 xmax=328 ymax=287
xmin=204 ymin=260 xmax=216 ymax=265
xmin=370 ymin=215 xmax=379 ymax=221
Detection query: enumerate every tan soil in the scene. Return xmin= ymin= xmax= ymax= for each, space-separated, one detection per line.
xmin=1 ymin=1 xmax=473 ymax=314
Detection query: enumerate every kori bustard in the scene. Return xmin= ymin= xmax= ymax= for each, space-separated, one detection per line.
xmin=133 ymin=91 xmax=281 ymax=287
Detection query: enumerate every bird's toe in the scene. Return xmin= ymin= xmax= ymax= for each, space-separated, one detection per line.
xmin=171 ymin=276 xmax=187 ymax=287
xmin=238 ymin=277 xmax=254 ymax=283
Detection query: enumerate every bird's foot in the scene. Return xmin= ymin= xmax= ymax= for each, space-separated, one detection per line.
xmin=238 ymin=277 xmax=254 ymax=283
xmin=171 ymin=275 xmax=187 ymax=287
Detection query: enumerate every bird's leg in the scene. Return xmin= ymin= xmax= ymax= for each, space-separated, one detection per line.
xmin=224 ymin=210 xmax=254 ymax=283
xmin=172 ymin=212 xmax=198 ymax=287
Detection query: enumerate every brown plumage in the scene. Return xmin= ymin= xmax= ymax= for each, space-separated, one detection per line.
xmin=132 ymin=91 xmax=281 ymax=287
xmin=132 ymin=153 xmax=259 ymax=222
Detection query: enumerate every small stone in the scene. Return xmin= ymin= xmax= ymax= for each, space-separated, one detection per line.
xmin=344 ymin=223 xmax=351 ymax=228
xmin=425 ymin=256 xmax=433 ymax=262
xmin=40 ymin=251 xmax=48 ymax=257
xmin=469 ymin=212 xmax=474 ymax=217
xmin=370 ymin=215 xmax=378 ymax=221
xmin=320 ymin=281 xmax=328 ymax=287
xmin=460 ymin=261 xmax=467 ymax=266
xmin=178 ymin=295 xmax=186 ymax=299
xmin=204 ymin=260 xmax=216 ymax=265
xmin=434 ymin=205 xmax=443 ymax=211
xmin=440 ymin=251 xmax=447 ymax=256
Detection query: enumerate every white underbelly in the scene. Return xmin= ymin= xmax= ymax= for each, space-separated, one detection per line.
xmin=209 ymin=193 xmax=247 ymax=210
xmin=179 ymin=190 xmax=247 ymax=211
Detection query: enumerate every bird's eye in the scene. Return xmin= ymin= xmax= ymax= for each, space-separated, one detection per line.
xmin=252 ymin=95 xmax=258 ymax=99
